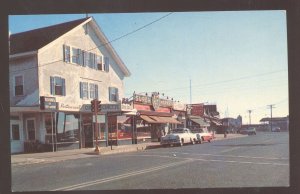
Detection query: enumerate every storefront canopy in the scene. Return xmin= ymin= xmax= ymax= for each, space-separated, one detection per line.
xmin=161 ymin=116 xmax=182 ymax=124
xmin=191 ymin=118 xmax=210 ymax=127
xmin=140 ymin=115 xmax=159 ymax=124
xmin=147 ymin=116 xmax=181 ymax=124
xmin=210 ymin=119 xmax=222 ymax=126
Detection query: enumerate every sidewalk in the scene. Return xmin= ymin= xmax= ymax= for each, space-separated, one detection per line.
xmin=11 ymin=133 xmax=245 ymax=166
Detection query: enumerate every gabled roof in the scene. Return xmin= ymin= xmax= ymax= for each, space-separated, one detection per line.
xmin=10 ymin=17 xmax=89 ymax=55
xmin=10 ymin=17 xmax=131 ymax=76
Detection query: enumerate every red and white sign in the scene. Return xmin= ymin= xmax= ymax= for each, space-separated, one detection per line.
xmin=190 ymin=103 xmax=204 ymax=116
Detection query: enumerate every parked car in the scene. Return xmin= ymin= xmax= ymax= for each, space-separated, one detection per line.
xmin=160 ymin=128 xmax=196 ymax=147
xmin=191 ymin=128 xmax=213 ymax=144
xmin=239 ymin=127 xmax=256 ymax=135
xmin=271 ymin=127 xmax=281 ymax=132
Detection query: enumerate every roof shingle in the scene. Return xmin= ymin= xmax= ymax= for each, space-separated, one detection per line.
xmin=10 ymin=17 xmax=89 ymax=55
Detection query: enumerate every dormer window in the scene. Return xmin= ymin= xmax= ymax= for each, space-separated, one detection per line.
xmin=104 ymin=56 xmax=109 ymax=72
xmin=63 ymin=45 xmax=71 ymax=63
xmin=72 ymin=48 xmax=80 ymax=64
xmin=96 ymin=55 xmax=102 ymax=70
xmin=63 ymin=45 xmax=107 ymax=72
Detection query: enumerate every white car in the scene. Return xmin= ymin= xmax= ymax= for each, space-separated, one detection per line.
xmin=160 ymin=128 xmax=196 ymax=146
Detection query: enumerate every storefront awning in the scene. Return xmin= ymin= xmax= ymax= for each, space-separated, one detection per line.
xmin=140 ymin=115 xmax=158 ymax=124
xmin=162 ymin=117 xmax=182 ymax=124
xmin=149 ymin=116 xmax=181 ymax=124
xmin=210 ymin=119 xmax=222 ymax=126
xmin=191 ymin=118 xmax=210 ymax=127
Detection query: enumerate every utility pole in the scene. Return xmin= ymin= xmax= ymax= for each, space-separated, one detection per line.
xmin=189 ymin=79 xmax=192 ymax=104
xmin=247 ymin=110 xmax=252 ymax=125
xmin=268 ymin=104 xmax=275 ymax=132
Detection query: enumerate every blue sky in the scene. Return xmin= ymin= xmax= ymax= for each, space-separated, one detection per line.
xmin=9 ymin=11 xmax=288 ymax=124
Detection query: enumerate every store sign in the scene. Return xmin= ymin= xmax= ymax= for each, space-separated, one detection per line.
xmin=134 ymin=94 xmax=152 ymax=105
xmin=190 ymin=103 xmax=204 ymax=116
xmin=152 ymin=94 xmax=160 ymax=110
xmin=81 ymin=103 xmax=133 ymax=113
xmin=173 ymin=102 xmax=186 ymax=111
xmin=40 ymin=96 xmax=57 ymax=111
xmin=134 ymin=94 xmax=173 ymax=109
xmin=59 ymin=103 xmax=81 ymax=111
xmin=160 ymin=99 xmax=173 ymax=108
xmin=121 ymin=103 xmax=133 ymax=111
xmin=101 ymin=104 xmax=121 ymax=112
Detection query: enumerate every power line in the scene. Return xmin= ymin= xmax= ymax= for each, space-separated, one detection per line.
xmin=157 ymin=69 xmax=287 ymax=93
xmin=9 ymin=12 xmax=174 ymax=74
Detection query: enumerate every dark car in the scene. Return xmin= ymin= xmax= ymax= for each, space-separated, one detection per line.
xmin=271 ymin=127 xmax=281 ymax=132
xmin=239 ymin=127 xmax=256 ymax=135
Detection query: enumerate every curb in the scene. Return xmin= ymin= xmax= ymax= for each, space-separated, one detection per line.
xmin=12 ymin=135 xmax=246 ymax=166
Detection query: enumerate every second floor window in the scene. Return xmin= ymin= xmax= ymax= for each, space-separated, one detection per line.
xmin=80 ymin=82 xmax=89 ymax=99
xmin=50 ymin=76 xmax=66 ymax=96
xmin=109 ymin=87 xmax=119 ymax=102
xmin=14 ymin=75 xmax=24 ymax=96
xmin=80 ymin=82 xmax=98 ymax=99
xmin=89 ymin=83 xmax=98 ymax=99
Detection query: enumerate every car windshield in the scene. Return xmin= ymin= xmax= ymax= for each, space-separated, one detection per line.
xmin=171 ymin=128 xmax=184 ymax=133
xmin=191 ymin=128 xmax=203 ymax=133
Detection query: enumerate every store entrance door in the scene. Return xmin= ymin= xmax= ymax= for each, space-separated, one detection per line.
xmin=83 ymin=124 xmax=94 ymax=148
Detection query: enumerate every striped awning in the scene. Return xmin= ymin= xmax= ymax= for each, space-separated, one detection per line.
xmin=140 ymin=115 xmax=158 ymax=123
xmin=191 ymin=118 xmax=210 ymax=127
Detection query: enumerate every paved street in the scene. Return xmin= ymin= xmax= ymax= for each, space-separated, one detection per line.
xmin=11 ymin=132 xmax=289 ymax=191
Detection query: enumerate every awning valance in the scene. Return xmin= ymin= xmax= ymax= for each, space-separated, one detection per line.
xmin=149 ymin=116 xmax=181 ymax=124
xmin=162 ymin=117 xmax=182 ymax=124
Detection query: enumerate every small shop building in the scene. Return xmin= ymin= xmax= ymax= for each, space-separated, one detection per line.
xmin=128 ymin=93 xmax=185 ymax=143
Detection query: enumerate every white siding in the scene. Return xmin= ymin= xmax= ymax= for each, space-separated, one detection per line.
xmin=38 ymin=23 xmax=125 ymax=111
xmin=9 ymin=56 xmax=39 ymax=106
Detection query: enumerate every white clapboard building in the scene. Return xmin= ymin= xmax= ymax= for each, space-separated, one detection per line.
xmin=9 ymin=17 xmax=131 ymax=153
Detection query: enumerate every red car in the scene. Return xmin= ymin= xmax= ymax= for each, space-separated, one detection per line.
xmin=192 ymin=128 xmax=213 ymax=143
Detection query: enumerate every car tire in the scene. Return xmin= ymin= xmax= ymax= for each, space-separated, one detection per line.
xmin=191 ymin=138 xmax=195 ymax=145
xmin=180 ymin=139 xmax=184 ymax=146
xmin=198 ymin=138 xmax=202 ymax=144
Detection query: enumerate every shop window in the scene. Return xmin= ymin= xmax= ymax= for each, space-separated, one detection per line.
xmin=14 ymin=75 xmax=24 ymax=96
xmin=80 ymin=82 xmax=89 ymax=99
xmin=109 ymin=87 xmax=119 ymax=102
xmin=56 ymin=112 xmax=79 ymax=143
xmin=11 ymin=124 xmax=20 ymax=140
xmin=50 ymin=76 xmax=66 ymax=96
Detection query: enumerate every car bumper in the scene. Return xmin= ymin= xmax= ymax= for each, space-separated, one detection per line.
xmin=160 ymin=139 xmax=180 ymax=145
